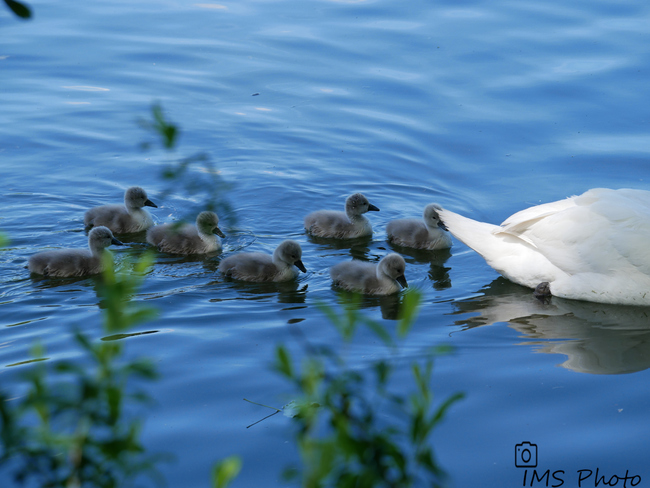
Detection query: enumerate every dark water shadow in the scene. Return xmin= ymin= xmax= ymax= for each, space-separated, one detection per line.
xmin=330 ymin=287 xmax=412 ymax=321
xmin=451 ymin=278 xmax=650 ymax=375
xmin=28 ymin=272 xmax=99 ymax=289
xmin=84 ymin=227 xmax=150 ymax=245
xmin=386 ymin=243 xmax=451 ymax=263
xmin=386 ymin=244 xmax=452 ymax=291
xmin=306 ymin=234 xmax=373 ymax=260
xmin=210 ymin=277 xmax=308 ymax=305
xmin=151 ymin=250 xmax=222 ymax=267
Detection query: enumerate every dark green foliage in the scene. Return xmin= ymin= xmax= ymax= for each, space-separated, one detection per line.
xmin=4 ymin=0 xmax=31 ymax=19
xmin=275 ymin=289 xmax=464 ymax=488
xmin=0 ymin=254 xmax=165 ymax=488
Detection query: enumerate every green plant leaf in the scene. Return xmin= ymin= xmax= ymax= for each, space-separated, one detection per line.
xmin=4 ymin=0 xmax=31 ymax=19
xmin=363 ymin=317 xmax=394 ymax=348
xmin=275 ymin=345 xmax=294 ymax=378
xmin=397 ymin=288 xmax=422 ymax=338
xmin=430 ymin=391 xmax=466 ymax=428
xmin=373 ymin=360 xmax=391 ymax=388
xmin=212 ymin=456 xmax=242 ymax=488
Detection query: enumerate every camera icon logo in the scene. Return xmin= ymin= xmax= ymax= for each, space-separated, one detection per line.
xmin=515 ymin=442 xmax=538 ymax=468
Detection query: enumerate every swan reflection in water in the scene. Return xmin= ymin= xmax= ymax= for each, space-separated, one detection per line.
xmin=451 ymin=278 xmax=650 ymax=375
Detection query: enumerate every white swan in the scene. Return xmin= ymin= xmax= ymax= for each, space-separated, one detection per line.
xmin=304 ymin=193 xmax=379 ymax=238
xmin=147 ymin=211 xmax=225 ymax=254
xmin=218 ymin=240 xmax=307 ymax=282
xmin=28 ymin=226 xmax=123 ymax=277
xmin=330 ymin=253 xmax=408 ymax=295
xmin=436 ymin=188 xmax=650 ymax=305
xmin=387 ymin=203 xmax=452 ymax=250
xmin=84 ymin=186 xmax=157 ymax=233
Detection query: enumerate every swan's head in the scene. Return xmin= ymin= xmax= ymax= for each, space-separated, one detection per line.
xmin=378 ymin=253 xmax=408 ymax=288
xmin=125 ymin=186 xmax=157 ymax=210
xmin=345 ymin=193 xmax=380 ymax=217
xmin=196 ymin=211 xmax=225 ymax=238
xmin=423 ymin=204 xmax=448 ymax=231
xmin=89 ymin=226 xmax=123 ymax=250
xmin=275 ymin=240 xmax=307 ymax=273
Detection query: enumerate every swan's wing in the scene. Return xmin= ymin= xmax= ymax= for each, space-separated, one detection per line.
xmin=501 ymin=189 xmax=650 ymax=276
xmin=589 ymin=189 xmax=650 ymax=275
xmin=497 ymin=195 xmax=580 ymax=246
xmin=496 ymin=189 xmax=620 ymax=246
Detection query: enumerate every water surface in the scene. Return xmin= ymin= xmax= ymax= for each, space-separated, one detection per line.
xmin=2 ymin=0 xmax=650 ymax=486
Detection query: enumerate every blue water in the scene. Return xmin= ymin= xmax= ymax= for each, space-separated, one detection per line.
xmin=2 ymin=0 xmax=650 ymax=486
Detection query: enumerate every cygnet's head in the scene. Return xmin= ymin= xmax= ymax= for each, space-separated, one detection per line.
xmin=196 ymin=211 xmax=225 ymax=237
xmin=423 ymin=204 xmax=447 ymax=231
xmin=125 ymin=186 xmax=157 ymax=210
xmin=275 ymin=240 xmax=307 ymax=272
xmin=89 ymin=226 xmax=124 ymax=250
xmin=345 ymin=193 xmax=380 ymax=217
xmin=378 ymin=253 xmax=408 ymax=288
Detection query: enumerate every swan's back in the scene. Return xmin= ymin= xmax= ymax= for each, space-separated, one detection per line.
xmin=28 ymin=226 xmax=123 ymax=277
xmin=84 ymin=186 xmax=157 ymax=233
xmin=146 ymin=224 xmax=208 ymax=254
xmin=29 ymin=249 xmax=99 ymax=277
xmin=387 ymin=204 xmax=452 ymax=250
xmin=219 ymin=240 xmax=305 ymax=282
xmin=304 ymin=193 xmax=378 ymax=238
xmin=330 ymin=260 xmax=376 ymax=290
xmin=330 ymin=253 xmax=407 ymax=295
xmin=498 ymin=189 xmax=650 ymax=277
xmin=437 ymin=188 xmax=650 ymax=305
xmin=219 ymin=252 xmax=278 ymax=281
xmin=304 ymin=211 xmax=360 ymax=238
xmin=146 ymin=211 xmax=223 ymax=254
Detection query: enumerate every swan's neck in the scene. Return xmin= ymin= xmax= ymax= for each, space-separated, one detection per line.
xmin=89 ymin=244 xmax=108 ymax=258
xmin=124 ymin=196 xmax=141 ymax=212
xmin=127 ymin=207 xmax=153 ymax=227
xmin=272 ymin=250 xmax=288 ymax=269
xmin=126 ymin=204 xmax=144 ymax=214
xmin=376 ymin=267 xmax=393 ymax=284
xmin=199 ymin=231 xmax=217 ymax=245
xmin=425 ymin=221 xmax=441 ymax=236
xmin=347 ymin=213 xmax=369 ymax=226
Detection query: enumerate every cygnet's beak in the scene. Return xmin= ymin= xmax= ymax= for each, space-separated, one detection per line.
xmin=396 ymin=275 xmax=408 ymax=288
xmin=145 ymin=199 xmax=158 ymax=208
xmin=111 ymin=237 xmax=124 ymax=246
xmin=294 ymin=259 xmax=307 ymax=273
xmin=438 ymin=220 xmax=448 ymax=231
xmin=214 ymin=226 xmax=226 ymax=238
xmin=368 ymin=203 xmax=380 ymax=212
